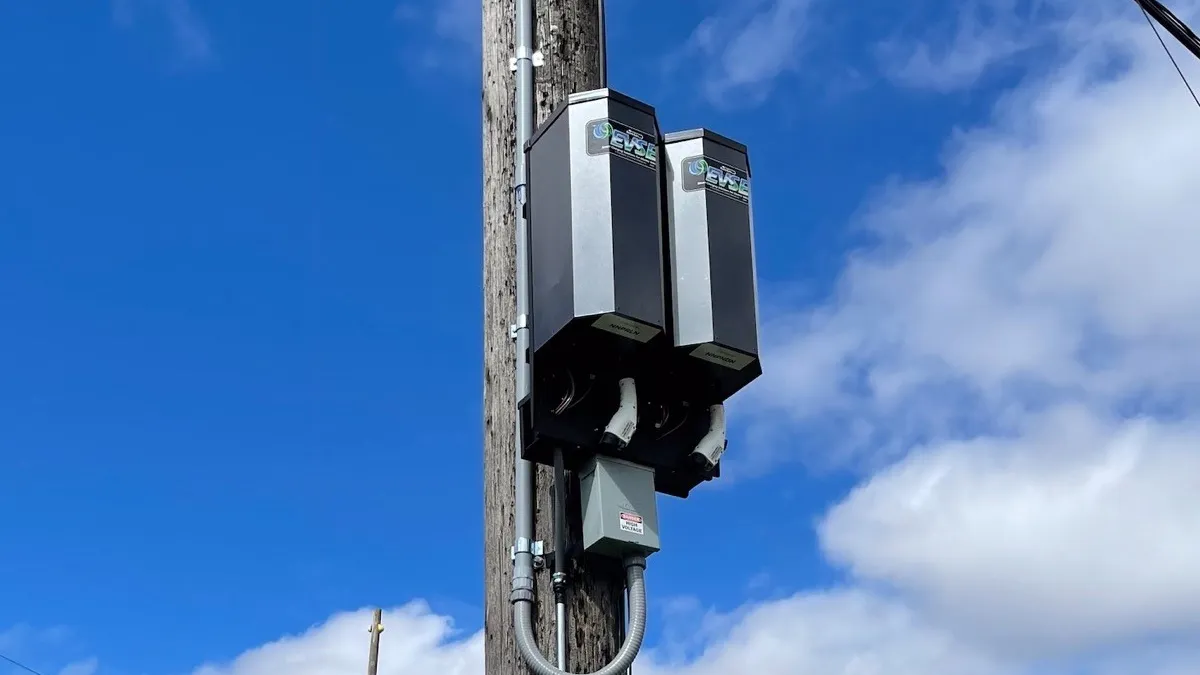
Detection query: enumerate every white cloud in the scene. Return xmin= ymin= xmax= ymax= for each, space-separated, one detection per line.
xmin=878 ymin=0 xmax=1046 ymax=91
xmin=751 ymin=0 xmax=1200 ymax=456
xmin=190 ymin=603 xmax=481 ymax=675
xmin=177 ymin=597 xmax=1200 ymax=675
xmin=822 ymin=408 xmax=1200 ymax=654
xmin=184 ymin=595 xmax=1012 ymax=675
xmin=638 ymin=591 xmax=1006 ymax=675
xmin=746 ymin=0 xmax=1200 ymax=659
xmin=667 ymin=0 xmax=814 ymax=107
xmin=874 ymin=0 xmax=1160 ymax=92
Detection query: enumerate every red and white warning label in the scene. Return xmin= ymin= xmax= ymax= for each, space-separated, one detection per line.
xmin=619 ymin=512 xmax=644 ymax=536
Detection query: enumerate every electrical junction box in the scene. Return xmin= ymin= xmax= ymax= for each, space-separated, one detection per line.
xmin=580 ymin=455 xmax=660 ymax=558
xmin=660 ymin=129 xmax=762 ymax=405
xmin=521 ymin=88 xmax=669 ymax=471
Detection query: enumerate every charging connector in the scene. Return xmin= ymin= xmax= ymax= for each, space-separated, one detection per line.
xmin=600 ymin=377 xmax=638 ymax=448
xmin=689 ymin=404 xmax=726 ymax=470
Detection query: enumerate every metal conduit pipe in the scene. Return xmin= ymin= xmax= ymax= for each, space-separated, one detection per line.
xmin=552 ymin=448 xmax=570 ymax=669
xmin=509 ymin=0 xmax=539 ymax=654
xmin=515 ymin=556 xmax=648 ymax=675
xmin=509 ymin=0 xmax=650 ymax=670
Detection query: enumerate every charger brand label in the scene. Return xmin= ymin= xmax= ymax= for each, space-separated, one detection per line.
xmin=681 ymin=155 xmax=750 ymax=204
xmin=619 ymin=512 xmax=644 ymax=536
xmin=690 ymin=343 xmax=755 ymax=371
xmin=592 ymin=313 xmax=660 ymax=343
xmin=586 ymin=119 xmax=657 ymax=170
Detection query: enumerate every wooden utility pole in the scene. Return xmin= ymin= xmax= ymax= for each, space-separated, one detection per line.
xmin=483 ymin=0 xmax=623 ymax=673
xmin=366 ymin=608 xmax=384 ymax=675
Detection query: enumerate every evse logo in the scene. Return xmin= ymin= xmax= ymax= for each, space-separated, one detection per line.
xmin=682 ymin=156 xmax=750 ymax=203
xmin=586 ymin=119 xmax=658 ymax=169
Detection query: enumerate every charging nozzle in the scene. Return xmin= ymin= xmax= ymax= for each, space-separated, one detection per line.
xmin=600 ymin=377 xmax=638 ymax=448
xmin=689 ymin=404 xmax=726 ymax=470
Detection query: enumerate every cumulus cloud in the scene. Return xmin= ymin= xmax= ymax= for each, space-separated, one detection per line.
xmin=742 ymin=0 xmax=1200 ymax=659
xmin=182 ymin=595 xmax=1009 ymax=675
xmin=822 ymin=407 xmax=1200 ymax=654
xmin=174 ymin=598 xmax=1200 ymax=675
xmin=638 ymin=591 xmax=1006 ymax=675
xmin=190 ymin=604 xmax=481 ymax=675
xmin=751 ymin=0 xmax=1200 ymax=454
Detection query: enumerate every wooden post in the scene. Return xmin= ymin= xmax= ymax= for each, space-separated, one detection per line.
xmin=366 ymin=608 xmax=383 ymax=675
xmin=482 ymin=0 xmax=624 ymax=673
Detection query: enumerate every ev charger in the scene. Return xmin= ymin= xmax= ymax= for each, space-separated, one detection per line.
xmin=661 ymin=129 xmax=762 ymax=406
xmin=579 ymin=455 xmax=661 ymax=558
xmin=521 ymin=88 xmax=668 ymax=471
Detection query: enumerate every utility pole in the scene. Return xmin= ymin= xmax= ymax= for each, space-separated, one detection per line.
xmin=483 ymin=0 xmax=623 ymax=673
xmin=366 ymin=608 xmax=384 ymax=675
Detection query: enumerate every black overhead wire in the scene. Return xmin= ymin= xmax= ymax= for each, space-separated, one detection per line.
xmin=0 ymin=652 xmax=46 ymax=675
xmin=1134 ymin=0 xmax=1200 ymax=60
xmin=1132 ymin=0 xmax=1200 ymax=108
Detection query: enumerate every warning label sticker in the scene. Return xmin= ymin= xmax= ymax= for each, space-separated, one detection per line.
xmin=619 ymin=512 xmax=644 ymax=536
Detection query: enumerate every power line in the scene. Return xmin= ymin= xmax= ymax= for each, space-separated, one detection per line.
xmin=1137 ymin=1 xmax=1200 ymax=108
xmin=0 ymin=653 xmax=46 ymax=675
xmin=1133 ymin=0 xmax=1200 ymax=60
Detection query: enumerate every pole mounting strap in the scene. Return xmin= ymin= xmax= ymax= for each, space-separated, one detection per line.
xmin=509 ymin=50 xmax=545 ymax=71
xmin=510 ymin=313 xmax=529 ymax=339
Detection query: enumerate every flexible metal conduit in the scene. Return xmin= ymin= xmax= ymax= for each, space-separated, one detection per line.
xmin=515 ymin=556 xmax=649 ymax=675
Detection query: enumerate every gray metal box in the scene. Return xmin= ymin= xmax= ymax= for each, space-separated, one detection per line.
xmin=525 ymin=88 xmax=667 ymax=361
xmin=580 ymin=455 xmax=661 ymax=558
xmin=661 ymin=129 xmax=762 ymax=404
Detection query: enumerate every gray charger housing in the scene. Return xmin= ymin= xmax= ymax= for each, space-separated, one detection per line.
xmin=661 ymin=129 xmax=762 ymax=404
xmin=522 ymin=88 xmax=670 ymax=471
xmin=580 ymin=455 xmax=661 ymax=557
xmin=526 ymin=88 xmax=666 ymax=357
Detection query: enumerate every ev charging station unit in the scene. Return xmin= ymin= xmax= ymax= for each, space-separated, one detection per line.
xmin=523 ymin=91 xmax=761 ymax=497
xmin=508 ymin=86 xmax=762 ymax=675
xmin=506 ymin=11 xmax=760 ymax=675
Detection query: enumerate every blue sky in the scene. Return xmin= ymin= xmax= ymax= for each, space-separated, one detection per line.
xmin=4 ymin=2 xmax=1200 ymax=675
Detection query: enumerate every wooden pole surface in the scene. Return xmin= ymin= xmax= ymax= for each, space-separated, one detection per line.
xmin=366 ymin=608 xmax=383 ymax=675
xmin=482 ymin=0 xmax=625 ymax=672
